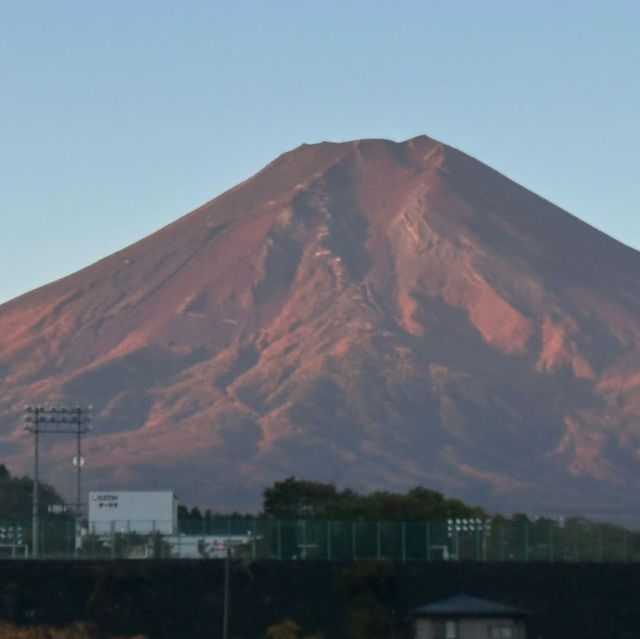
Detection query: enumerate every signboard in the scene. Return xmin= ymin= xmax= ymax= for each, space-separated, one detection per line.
xmin=88 ymin=491 xmax=177 ymax=535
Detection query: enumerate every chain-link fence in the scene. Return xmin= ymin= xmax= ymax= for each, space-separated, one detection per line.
xmin=1 ymin=517 xmax=638 ymax=561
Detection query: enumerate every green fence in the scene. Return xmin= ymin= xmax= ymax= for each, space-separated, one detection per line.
xmin=1 ymin=517 xmax=638 ymax=561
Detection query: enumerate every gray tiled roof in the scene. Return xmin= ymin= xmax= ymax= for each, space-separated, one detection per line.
xmin=413 ymin=594 xmax=529 ymax=617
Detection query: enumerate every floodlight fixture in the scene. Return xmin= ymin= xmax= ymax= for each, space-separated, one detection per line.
xmin=447 ymin=517 xmax=492 ymax=532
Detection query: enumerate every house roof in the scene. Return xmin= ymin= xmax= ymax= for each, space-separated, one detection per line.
xmin=413 ymin=594 xmax=529 ymax=618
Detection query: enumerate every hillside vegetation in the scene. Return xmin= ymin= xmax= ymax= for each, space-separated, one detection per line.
xmin=0 ymin=464 xmax=69 ymax=521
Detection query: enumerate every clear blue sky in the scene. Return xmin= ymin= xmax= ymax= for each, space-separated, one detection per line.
xmin=1 ymin=1 xmax=638 ymax=305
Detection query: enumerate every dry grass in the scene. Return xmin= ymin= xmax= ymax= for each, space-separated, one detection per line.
xmin=0 ymin=621 xmax=149 ymax=639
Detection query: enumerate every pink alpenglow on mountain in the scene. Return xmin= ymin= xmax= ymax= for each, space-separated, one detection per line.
xmin=1 ymin=136 xmax=640 ymax=516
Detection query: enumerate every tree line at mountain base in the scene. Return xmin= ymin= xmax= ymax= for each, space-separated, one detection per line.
xmin=4 ymin=466 xmax=640 ymax=563
xmin=1 ymin=463 xmax=633 ymax=538
xmin=178 ymin=475 xmax=487 ymax=525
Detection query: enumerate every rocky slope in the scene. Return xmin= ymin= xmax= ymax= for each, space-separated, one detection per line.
xmin=1 ymin=135 xmax=639 ymax=516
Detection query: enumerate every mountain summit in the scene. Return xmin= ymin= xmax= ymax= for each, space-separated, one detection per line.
xmin=2 ymin=135 xmax=640 ymax=514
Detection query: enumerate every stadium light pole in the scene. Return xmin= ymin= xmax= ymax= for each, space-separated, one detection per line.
xmin=23 ymin=405 xmax=92 ymax=558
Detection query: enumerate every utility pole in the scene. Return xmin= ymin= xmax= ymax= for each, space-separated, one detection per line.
xmin=223 ymin=545 xmax=230 ymax=639
xmin=30 ymin=407 xmax=40 ymax=558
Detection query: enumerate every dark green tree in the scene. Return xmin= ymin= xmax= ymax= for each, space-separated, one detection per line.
xmin=0 ymin=466 xmax=67 ymax=520
xmin=262 ymin=477 xmax=486 ymax=521
xmin=263 ymin=476 xmax=343 ymax=519
xmin=336 ymin=561 xmax=399 ymax=639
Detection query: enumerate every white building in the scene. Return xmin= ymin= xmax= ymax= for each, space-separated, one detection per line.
xmin=413 ymin=595 xmax=529 ymax=639
xmin=88 ymin=490 xmax=177 ymax=535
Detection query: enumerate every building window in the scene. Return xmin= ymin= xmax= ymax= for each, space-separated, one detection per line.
xmin=490 ymin=623 xmax=516 ymax=638
xmin=435 ymin=620 xmax=458 ymax=639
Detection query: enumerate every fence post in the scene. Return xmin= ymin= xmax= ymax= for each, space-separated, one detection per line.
xmin=598 ymin=525 xmax=603 ymax=562
xmin=401 ymin=522 xmax=406 ymax=562
xmin=277 ymin=521 xmax=282 ymax=560
xmin=425 ymin=522 xmax=430 ymax=562
xmin=327 ymin=521 xmax=332 ymax=561
xmin=549 ymin=522 xmax=554 ymax=562
xmin=524 ymin=522 xmax=529 ymax=562
xmin=500 ymin=523 xmax=505 ymax=561
xmin=623 ymin=529 xmax=629 ymax=562
xmin=376 ymin=522 xmax=381 ymax=559
xmin=351 ymin=521 xmax=357 ymax=560
xmin=300 ymin=520 xmax=307 ymax=559
xmin=252 ymin=519 xmax=257 ymax=560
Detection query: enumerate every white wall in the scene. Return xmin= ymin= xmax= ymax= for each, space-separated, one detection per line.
xmin=88 ymin=491 xmax=177 ymax=534
xmin=414 ymin=617 xmax=526 ymax=639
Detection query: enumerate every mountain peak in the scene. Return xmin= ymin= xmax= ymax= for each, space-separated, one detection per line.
xmin=1 ymin=136 xmax=639 ymax=516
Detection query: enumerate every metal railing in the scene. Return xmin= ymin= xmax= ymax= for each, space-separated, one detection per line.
xmin=1 ymin=517 xmax=637 ymax=562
